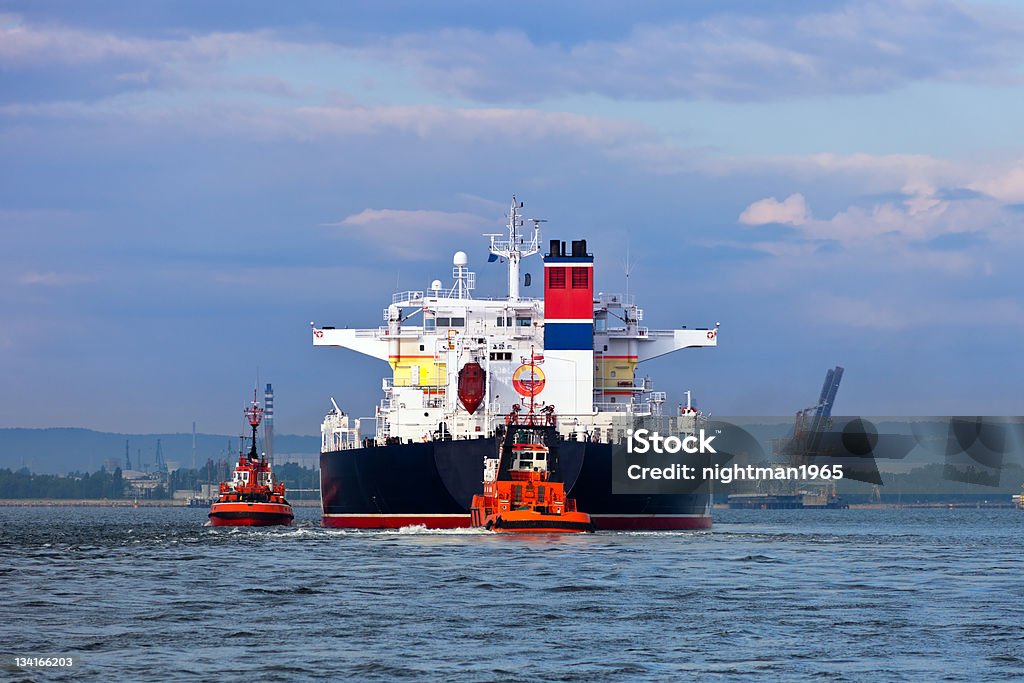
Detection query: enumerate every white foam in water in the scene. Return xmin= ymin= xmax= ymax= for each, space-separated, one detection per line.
xmin=395 ymin=524 xmax=488 ymax=535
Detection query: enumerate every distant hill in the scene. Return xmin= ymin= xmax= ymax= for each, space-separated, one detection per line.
xmin=0 ymin=428 xmax=320 ymax=475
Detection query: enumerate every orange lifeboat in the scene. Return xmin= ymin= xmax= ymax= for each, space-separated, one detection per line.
xmin=208 ymin=392 xmax=294 ymax=527
xmin=457 ymin=361 xmax=485 ymax=414
xmin=470 ymin=404 xmax=593 ymax=533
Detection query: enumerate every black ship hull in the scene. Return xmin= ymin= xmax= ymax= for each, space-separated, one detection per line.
xmin=321 ymin=438 xmax=711 ymax=530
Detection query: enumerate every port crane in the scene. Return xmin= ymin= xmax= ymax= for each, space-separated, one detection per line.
xmin=790 ymin=366 xmax=844 ymax=465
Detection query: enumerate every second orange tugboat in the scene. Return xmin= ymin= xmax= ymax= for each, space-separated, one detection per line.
xmin=208 ymin=392 xmax=294 ymax=527
xmin=470 ymin=354 xmax=593 ymax=533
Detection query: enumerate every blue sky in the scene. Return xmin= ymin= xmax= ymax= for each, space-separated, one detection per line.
xmin=2 ymin=1 xmax=1023 ymax=435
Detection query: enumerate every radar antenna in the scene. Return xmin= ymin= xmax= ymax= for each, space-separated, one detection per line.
xmin=485 ymin=195 xmax=541 ymax=302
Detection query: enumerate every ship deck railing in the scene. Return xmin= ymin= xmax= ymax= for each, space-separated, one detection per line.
xmin=392 ymin=290 xmax=425 ymax=304
xmin=594 ymin=381 xmax=650 ymax=391
xmin=591 ymin=402 xmax=660 ymax=415
xmin=595 ymin=293 xmax=636 ymax=307
xmin=605 ymin=326 xmax=650 ymax=338
xmin=391 ymin=290 xmax=544 ymax=305
xmin=373 ymin=324 xmax=540 ymax=340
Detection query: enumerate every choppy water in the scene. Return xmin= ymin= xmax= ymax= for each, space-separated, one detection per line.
xmin=2 ymin=506 xmax=1023 ymax=682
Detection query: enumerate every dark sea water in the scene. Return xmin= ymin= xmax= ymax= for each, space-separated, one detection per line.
xmin=2 ymin=506 xmax=1023 ymax=682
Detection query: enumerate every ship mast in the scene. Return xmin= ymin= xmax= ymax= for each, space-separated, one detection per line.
xmin=486 ymin=196 xmax=541 ymax=302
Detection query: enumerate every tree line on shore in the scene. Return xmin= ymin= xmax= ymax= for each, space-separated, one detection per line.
xmin=0 ymin=462 xmax=319 ymax=499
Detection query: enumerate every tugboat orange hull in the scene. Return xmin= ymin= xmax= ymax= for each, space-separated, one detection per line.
xmin=472 ymin=495 xmax=594 ymax=533
xmin=208 ymin=502 xmax=294 ymax=527
xmin=485 ymin=510 xmax=594 ymax=533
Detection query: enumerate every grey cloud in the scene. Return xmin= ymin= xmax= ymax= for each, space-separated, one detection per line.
xmin=364 ymin=0 xmax=1024 ymax=102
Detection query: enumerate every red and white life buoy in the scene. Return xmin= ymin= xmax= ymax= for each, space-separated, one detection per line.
xmin=313 ymin=329 xmax=324 ymax=338
xmin=706 ymin=330 xmax=716 ymax=340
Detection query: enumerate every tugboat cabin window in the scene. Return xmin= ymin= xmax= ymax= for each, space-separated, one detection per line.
xmin=496 ymin=316 xmax=514 ymax=327
xmin=516 ymin=317 xmax=531 ymax=327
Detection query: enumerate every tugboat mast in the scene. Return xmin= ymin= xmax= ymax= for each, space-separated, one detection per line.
xmin=244 ymin=390 xmax=263 ymax=460
xmin=486 ymin=195 xmax=541 ymax=302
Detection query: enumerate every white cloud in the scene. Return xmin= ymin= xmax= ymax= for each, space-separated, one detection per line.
xmin=738 ymin=176 xmax=1019 ymax=252
xmin=969 ymin=164 xmax=1024 ymax=203
xmin=325 ymin=209 xmax=488 ymax=260
xmin=291 ymin=104 xmax=645 ymax=144
xmin=0 ymin=14 xmax=309 ymax=68
xmin=0 ymin=13 xmax=148 ymax=65
xmin=0 ymin=97 xmax=649 ymax=154
xmin=739 ymin=193 xmax=808 ymax=226
xmin=715 ymin=154 xmax=1024 ymax=275
xmin=18 ymin=271 xmax=92 ymax=287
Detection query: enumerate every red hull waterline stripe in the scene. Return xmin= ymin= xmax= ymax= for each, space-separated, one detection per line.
xmin=322 ymin=513 xmax=712 ymax=530
xmin=209 ymin=513 xmax=294 ymax=527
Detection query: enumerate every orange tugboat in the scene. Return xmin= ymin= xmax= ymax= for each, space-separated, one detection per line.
xmin=208 ymin=392 xmax=294 ymax=527
xmin=470 ymin=353 xmax=593 ymax=533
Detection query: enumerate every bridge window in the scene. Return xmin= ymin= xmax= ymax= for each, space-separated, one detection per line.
xmin=450 ymin=317 xmax=465 ymax=327
xmin=516 ymin=317 xmax=532 ymax=327
xmin=436 ymin=317 xmax=450 ymax=327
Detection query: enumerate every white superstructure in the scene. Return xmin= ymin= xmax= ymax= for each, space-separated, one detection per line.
xmin=312 ymin=197 xmax=719 ymax=446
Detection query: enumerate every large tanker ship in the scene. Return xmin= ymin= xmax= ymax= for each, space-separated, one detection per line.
xmin=312 ymin=197 xmax=719 ymax=530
